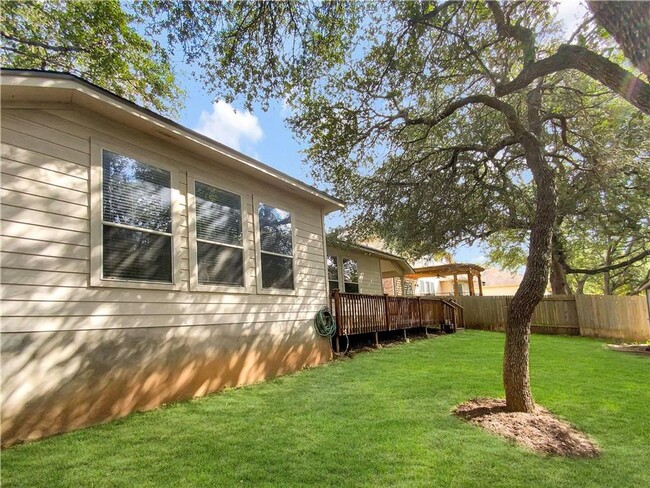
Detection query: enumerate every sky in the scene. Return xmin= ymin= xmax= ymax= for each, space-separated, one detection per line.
xmin=167 ymin=1 xmax=587 ymax=266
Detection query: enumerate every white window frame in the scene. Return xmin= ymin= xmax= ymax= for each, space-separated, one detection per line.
xmin=253 ymin=195 xmax=297 ymax=295
xmin=343 ymin=258 xmax=361 ymax=294
xmin=89 ymin=137 xmax=182 ymax=290
xmin=327 ymin=254 xmax=340 ymax=293
xmin=187 ymin=174 xmax=251 ymax=293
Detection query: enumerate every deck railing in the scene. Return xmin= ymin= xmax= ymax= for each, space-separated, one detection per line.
xmin=330 ymin=290 xmax=464 ymax=338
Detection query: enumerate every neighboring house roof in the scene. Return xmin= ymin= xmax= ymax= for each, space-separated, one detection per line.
xmin=406 ymin=263 xmax=485 ymax=279
xmin=326 ymin=239 xmax=414 ymax=275
xmin=480 ymin=267 xmax=523 ymax=287
xmin=0 ymin=69 xmax=345 ymax=213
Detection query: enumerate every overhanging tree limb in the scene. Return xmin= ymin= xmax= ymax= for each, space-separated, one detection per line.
xmin=566 ymin=249 xmax=650 ymax=275
xmin=587 ymin=1 xmax=650 ymax=78
xmin=1 ymin=31 xmax=88 ymax=53
xmin=495 ymin=44 xmax=650 ymax=115
xmin=404 ymin=94 xmax=525 ymax=134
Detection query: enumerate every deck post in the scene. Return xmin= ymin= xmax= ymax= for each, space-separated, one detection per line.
xmin=403 ymin=328 xmax=407 ymax=341
xmin=453 ymin=273 xmax=459 ymax=299
xmin=418 ymin=297 xmax=427 ymax=336
xmin=333 ymin=289 xmax=342 ymax=335
xmin=375 ymin=331 xmax=379 ymax=347
xmin=384 ymin=293 xmax=391 ymax=332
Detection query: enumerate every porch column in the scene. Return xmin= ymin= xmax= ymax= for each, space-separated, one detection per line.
xmin=478 ymin=272 xmax=484 ymax=296
xmin=467 ymin=272 xmax=474 ymax=296
xmin=453 ymin=273 xmax=459 ymax=299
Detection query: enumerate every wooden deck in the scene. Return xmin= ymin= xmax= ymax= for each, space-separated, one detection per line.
xmin=329 ymin=291 xmax=464 ymax=348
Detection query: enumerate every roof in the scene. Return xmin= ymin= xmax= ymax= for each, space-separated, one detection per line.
xmin=0 ymin=69 xmax=345 ymax=213
xmin=480 ymin=267 xmax=523 ymax=287
xmin=326 ymin=239 xmax=415 ymax=275
xmin=406 ymin=263 xmax=485 ymax=279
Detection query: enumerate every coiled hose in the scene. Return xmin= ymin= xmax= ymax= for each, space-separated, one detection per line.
xmin=314 ymin=306 xmax=337 ymax=338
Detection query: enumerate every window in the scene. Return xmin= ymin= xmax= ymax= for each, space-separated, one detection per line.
xmin=404 ymin=280 xmax=414 ymax=296
xmin=327 ymin=255 xmax=339 ymax=292
xmin=343 ymin=259 xmax=359 ymax=293
xmin=101 ymin=150 xmax=172 ymax=282
xmin=258 ymin=203 xmax=294 ymax=290
xmin=194 ymin=181 xmax=244 ymax=286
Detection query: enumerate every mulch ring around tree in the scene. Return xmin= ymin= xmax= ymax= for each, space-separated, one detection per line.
xmin=453 ymin=398 xmax=600 ymax=458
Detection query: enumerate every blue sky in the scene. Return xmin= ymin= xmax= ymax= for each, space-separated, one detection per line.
xmin=164 ymin=1 xmax=585 ymax=265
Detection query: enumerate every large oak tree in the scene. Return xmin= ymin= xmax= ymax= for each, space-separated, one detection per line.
xmin=142 ymin=0 xmax=649 ymax=412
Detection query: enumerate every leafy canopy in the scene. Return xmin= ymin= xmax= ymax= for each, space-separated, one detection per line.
xmin=1 ymin=0 xmax=183 ymax=114
xmin=137 ymin=1 xmax=648 ymax=257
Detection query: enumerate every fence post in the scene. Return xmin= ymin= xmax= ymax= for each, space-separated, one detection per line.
xmin=384 ymin=293 xmax=391 ymax=331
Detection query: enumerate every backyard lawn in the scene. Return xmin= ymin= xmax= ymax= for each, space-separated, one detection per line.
xmin=3 ymin=330 xmax=649 ymax=488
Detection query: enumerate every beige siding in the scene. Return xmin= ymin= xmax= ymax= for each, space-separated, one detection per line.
xmin=0 ymin=106 xmax=331 ymax=446
xmin=326 ymin=245 xmax=383 ymax=295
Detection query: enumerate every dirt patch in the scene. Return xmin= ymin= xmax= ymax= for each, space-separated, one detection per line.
xmin=453 ymin=398 xmax=600 ymax=458
xmin=607 ymin=344 xmax=650 ymax=356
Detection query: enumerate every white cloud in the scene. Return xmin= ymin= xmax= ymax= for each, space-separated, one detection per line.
xmin=194 ymin=101 xmax=263 ymax=152
xmin=555 ymin=0 xmax=587 ymax=34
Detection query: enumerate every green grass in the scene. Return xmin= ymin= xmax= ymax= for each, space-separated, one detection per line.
xmin=3 ymin=331 xmax=649 ymax=487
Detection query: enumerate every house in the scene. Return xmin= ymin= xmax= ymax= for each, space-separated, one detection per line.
xmin=0 ymin=70 xmax=345 ymax=446
xmin=479 ymin=267 xmax=524 ymax=296
xmin=325 ymin=241 xmax=462 ymax=349
xmin=325 ymin=240 xmax=414 ymax=296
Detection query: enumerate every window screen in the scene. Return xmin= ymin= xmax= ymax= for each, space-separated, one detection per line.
xmin=327 ymin=255 xmax=339 ymax=292
xmin=194 ymin=181 xmax=244 ymax=286
xmin=258 ymin=203 xmax=293 ymax=289
xmin=102 ymin=150 xmax=172 ymax=282
xmin=343 ymin=258 xmax=360 ymax=294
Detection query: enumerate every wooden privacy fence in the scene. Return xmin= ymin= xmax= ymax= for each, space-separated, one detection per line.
xmin=457 ymin=294 xmax=650 ymax=341
xmin=330 ymin=290 xmax=463 ymax=339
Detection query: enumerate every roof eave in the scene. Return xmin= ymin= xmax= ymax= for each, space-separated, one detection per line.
xmin=0 ymin=69 xmax=345 ymax=214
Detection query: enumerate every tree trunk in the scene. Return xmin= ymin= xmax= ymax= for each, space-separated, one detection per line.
xmin=576 ymin=277 xmax=587 ymax=295
xmin=503 ymin=88 xmax=557 ymax=413
xmin=550 ymin=236 xmax=571 ymax=295
xmin=587 ymin=1 xmax=650 ymax=78
xmin=603 ymin=246 xmax=613 ymax=295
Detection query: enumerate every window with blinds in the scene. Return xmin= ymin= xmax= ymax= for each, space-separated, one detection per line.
xmin=343 ymin=258 xmax=360 ymax=293
xmin=258 ymin=203 xmax=294 ymax=290
xmin=327 ymin=255 xmax=339 ymax=292
xmin=194 ymin=181 xmax=244 ymax=286
xmin=102 ymin=150 xmax=172 ymax=282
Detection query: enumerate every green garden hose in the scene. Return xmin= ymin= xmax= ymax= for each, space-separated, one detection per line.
xmin=314 ymin=306 xmax=337 ymax=338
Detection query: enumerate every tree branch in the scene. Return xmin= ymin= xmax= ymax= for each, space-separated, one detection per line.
xmin=496 ymin=44 xmax=650 ymax=115
xmin=487 ymin=1 xmax=535 ymax=67
xmin=566 ymin=249 xmax=650 ymax=275
xmin=404 ymin=95 xmax=525 ymax=135
xmin=1 ymin=31 xmax=88 ymax=53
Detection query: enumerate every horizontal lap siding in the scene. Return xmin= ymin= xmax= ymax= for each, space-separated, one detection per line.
xmin=326 ymin=246 xmax=384 ymax=295
xmin=0 ymin=106 xmax=329 ymax=330
xmin=0 ymin=105 xmax=331 ymax=445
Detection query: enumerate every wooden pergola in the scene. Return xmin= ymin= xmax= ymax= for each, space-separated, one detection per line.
xmin=405 ymin=263 xmax=485 ymax=298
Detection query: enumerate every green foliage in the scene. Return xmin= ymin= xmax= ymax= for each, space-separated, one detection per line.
xmin=3 ymin=333 xmax=650 ymax=487
xmin=1 ymin=0 xmax=183 ymax=114
xmin=134 ymin=2 xmax=647 ymax=266
xmin=136 ymin=0 xmax=360 ymax=111
xmin=487 ymin=86 xmax=650 ymax=295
